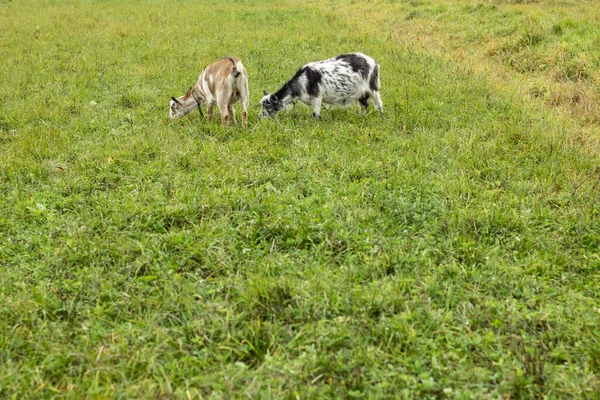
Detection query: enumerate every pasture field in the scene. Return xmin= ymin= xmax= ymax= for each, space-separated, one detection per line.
xmin=1 ymin=0 xmax=600 ymax=398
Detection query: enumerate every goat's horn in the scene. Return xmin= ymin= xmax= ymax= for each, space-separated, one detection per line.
xmin=171 ymin=96 xmax=181 ymax=104
xmin=263 ymin=90 xmax=268 ymax=96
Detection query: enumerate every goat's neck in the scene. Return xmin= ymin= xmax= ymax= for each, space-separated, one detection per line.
xmin=275 ymin=86 xmax=295 ymax=107
xmin=180 ymin=87 xmax=201 ymax=116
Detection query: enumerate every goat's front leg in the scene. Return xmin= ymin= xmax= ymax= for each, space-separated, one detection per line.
xmin=311 ymin=97 xmax=323 ymax=119
xmin=206 ymin=102 xmax=214 ymax=121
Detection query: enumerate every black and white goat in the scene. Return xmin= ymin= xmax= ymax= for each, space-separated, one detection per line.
xmin=170 ymin=56 xmax=249 ymax=128
xmin=259 ymin=53 xmax=383 ymax=119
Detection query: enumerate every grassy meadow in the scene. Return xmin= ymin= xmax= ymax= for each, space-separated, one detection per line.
xmin=1 ymin=0 xmax=600 ymax=398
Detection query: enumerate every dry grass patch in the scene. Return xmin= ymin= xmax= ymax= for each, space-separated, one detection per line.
xmin=322 ymin=0 xmax=600 ymax=129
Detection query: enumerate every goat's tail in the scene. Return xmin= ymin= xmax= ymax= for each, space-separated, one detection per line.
xmin=231 ymin=60 xmax=244 ymax=79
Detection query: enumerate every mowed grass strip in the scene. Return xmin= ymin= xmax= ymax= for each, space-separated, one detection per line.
xmin=1 ymin=0 xmax=599 ymax=398
xmin=323 ymin=0 xmax=600 ymax=127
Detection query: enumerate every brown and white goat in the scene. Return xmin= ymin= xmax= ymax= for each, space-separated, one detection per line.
xmin=170 ymin=57 xmax=249 ymax=128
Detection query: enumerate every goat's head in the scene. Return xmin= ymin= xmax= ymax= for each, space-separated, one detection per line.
xmin=170 ymin=87 xmax=203 ymax=120
xmin=169 ymin=96 xmax=186 ymax=119
xmin=259 ymin=90 xmax=283 ymax=118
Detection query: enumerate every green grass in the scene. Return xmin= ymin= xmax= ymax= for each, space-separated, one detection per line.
xmin=1 ymin=0 xmax=600 ymax=398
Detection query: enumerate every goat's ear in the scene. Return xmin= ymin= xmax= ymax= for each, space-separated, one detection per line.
xmin=171 ymin=96 xmax=181 ymax=105
xmin=263 ymin=90 xmax=269 ymax=96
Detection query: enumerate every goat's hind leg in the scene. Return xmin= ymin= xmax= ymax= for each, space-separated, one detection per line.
xmin=372 ymin=91 xmax=383 ymax=114
xmin=240 ymin=79 xmax=249 ymax=129
xmin=359 ymin=94 xmax=369 ymax=115
xmin=227 ymin=104 xmax=237 ymax=125
xmin=217 ymin=96 xmax=231 ymax=127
